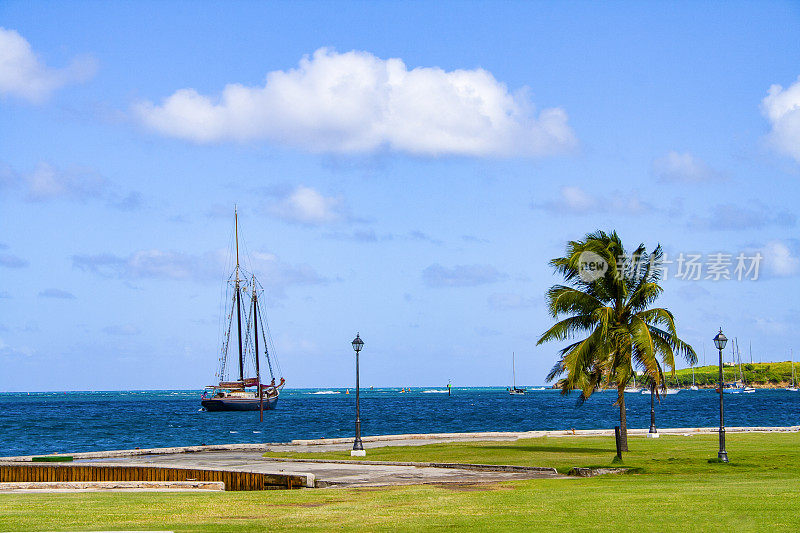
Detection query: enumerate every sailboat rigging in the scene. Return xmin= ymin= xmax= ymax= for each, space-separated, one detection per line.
xmin=509 ymin=352 xmax=525 ymax=395
xmin=788 ymin=349 xmax=798 ymax=392
xmin=624 ymin=373 xmax=641 ymax=393
xmin=201 ymin=209 xmax=285 ymax=412
xmin=738 ymin=339 xmax=755 ymax=393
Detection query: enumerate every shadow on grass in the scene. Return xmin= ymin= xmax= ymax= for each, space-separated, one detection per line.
xmin=478 ymin=445 xmax=614 ymax=454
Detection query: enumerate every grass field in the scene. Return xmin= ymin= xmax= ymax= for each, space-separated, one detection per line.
xmin=2 ymin=432 xmax=800 ymax=531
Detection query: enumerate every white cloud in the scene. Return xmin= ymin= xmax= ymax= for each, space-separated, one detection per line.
xmin=38 ymin=288 xmax=76 ymax=299
xmin=422 ymin=263 xmax=506 ymax=287
xmin=0 ymin=252 xmax=28 ymax=268
xmin=761 ymin=76 xmax=800 ymax=162
xmin=0 ymin=27 xmax=96 ymax=103
xmin=0 ymin=337 xmax=33 ymax=358
xmin=652 ymin=151 xmax=724 ymax=182
xmin=533 ymin=186 xmax=653 ymax=215
xmin=1 ymin=162 xmax=143 ymax=208
xmin=267 ymin=186 xmax=345 ymax=225
xmin=134 ymin=48 xmax=576 ymax=157
xmin=688 ymin=203 xmax=795 ymax=231
xmin=487 ymin=292 xmax=538 ymax=310
xmin=102 ymin=325 xmax=141 ymax=336
xmin=754 ymin=317 xmax=789 ymax=335
xmin=72 ymin=248 xmax=327 ymax=297
xmin=559 ymin=186 xmax=598 ymax=211
xmin=24 ymin=162 xmax=106 ymax=202
xmin=761 ymin=240 xmax=800 ymax=277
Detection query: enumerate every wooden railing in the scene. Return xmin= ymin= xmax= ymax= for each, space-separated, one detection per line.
xmin=0 ymin=463 xmax=306 ymax=490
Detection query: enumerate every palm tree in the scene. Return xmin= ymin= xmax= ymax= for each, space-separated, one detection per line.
xmin=537 ymin=231 xmax=696 ymax=451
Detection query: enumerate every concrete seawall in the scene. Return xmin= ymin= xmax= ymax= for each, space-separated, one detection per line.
xmin=1 ymin=426 xmax=797 ymax=462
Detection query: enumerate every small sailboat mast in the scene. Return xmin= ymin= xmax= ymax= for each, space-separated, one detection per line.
xmin=736 ymin=338 xmax=745 ymax=383
xmin=509 ymin=352 xmax=525 ymax=395
xmin=512 ymin=352 xmax=516 ymax=389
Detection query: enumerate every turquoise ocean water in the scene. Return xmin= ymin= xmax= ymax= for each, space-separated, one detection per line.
xmin=1 ymin=387 xmax=798 ymax=457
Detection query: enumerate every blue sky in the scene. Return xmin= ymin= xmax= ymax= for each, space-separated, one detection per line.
xmin=1 ymin=1 xmax=800 ymax=391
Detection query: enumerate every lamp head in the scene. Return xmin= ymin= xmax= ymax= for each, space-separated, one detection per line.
xmin=352 ymin=333 xmax=364 ymax=353
xmin=713 ymin=328 xmax=728 ymax=351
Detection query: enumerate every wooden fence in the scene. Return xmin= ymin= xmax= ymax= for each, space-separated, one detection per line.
xmin=0 ymin=463 xmax=306 ymax=490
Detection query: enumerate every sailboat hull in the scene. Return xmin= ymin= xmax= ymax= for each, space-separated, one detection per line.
xmin=202 ymin=396 xmax=279 ymax=411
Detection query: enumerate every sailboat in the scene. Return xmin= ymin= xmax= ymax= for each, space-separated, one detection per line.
xmin=739 ymin=339 xmax=755 ymax=393
xmin=690 ymin=363 xmax=699 ymax=391
xmin=624 ymin=373 xmax=641 ymax=393
xmin=717 ymin=338 xmax=750 ymax=394
xmin=509 ymin=352 xmax=525 ymax=395
xmin=201 ymin=209 xmax=285 ymax=412
xmin=788 ymin=349 xmax=798 ymax=392
xmin=638 ymin=380 xmax=679 ymax=394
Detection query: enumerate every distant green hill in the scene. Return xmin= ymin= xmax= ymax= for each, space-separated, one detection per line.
xmin=666 ymin=361 xmax=797 ymax=388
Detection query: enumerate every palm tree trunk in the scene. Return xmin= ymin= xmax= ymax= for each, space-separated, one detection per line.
xmin=617 ymin=384 xmax=629 ymax=452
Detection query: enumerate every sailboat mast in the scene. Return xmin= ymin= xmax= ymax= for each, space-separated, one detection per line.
xmin=235 ymin=207 xmax=240 ymax=277
xmin=253 ymin=276 xmax=261 ymax=382
xmin=234 ymin=208 xmax=244 ymax=382
xmin=254 ymin=275 xmax=264 ymax=420
xmin=736 ymin=338 xmax=744 ymax=383
xmin=512 ymin=352 xmax=516 ymax=389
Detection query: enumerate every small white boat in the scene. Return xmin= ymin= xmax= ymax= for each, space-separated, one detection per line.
xmin=788 ymin=350 xmax=798 ymax=392
xmin=640 ymin=387 xmax=678 ymax=394
xmin=690 ymin=364 xmax=699 ymax=390
xmin=509 ymin=352 xmax=525 ymax=396
xmin=733 ymin=338 xmax=755 ymax=394
xmin=624 ymin=374 xmax=641 ymax=393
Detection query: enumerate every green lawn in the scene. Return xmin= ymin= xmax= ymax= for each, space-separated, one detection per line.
xmin=2 ymin=432 xmax=800 ymax=532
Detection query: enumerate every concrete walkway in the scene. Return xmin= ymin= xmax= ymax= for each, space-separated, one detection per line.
xmin=74 ymin=450 xmax=561 ymax=488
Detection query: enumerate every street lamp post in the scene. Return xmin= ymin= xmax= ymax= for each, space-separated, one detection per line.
xmin=351 ymin=333 xmax=365 ymax=457
xmin=647 ymin=380 xmax=659 ymax=438
xmin=714 ymin=328 xmax=729 ymax=462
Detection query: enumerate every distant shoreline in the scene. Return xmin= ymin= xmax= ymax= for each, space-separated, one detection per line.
xmin=0 ymin=383 xmax=797 ymax=393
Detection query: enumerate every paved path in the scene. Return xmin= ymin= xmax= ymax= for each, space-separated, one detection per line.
xmin=78 ymin=450 xmax=561 ymax=488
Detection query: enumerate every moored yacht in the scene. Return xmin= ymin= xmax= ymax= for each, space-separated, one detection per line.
xmin=201 ymin=209 xmax=284 ymax=412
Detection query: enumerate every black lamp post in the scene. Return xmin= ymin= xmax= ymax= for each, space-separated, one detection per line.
xmin=647 ymin=379 xmax=658 ymax=438
xmin=351 ymin=333 xmax=365 ymax=456
xmin=714 ymin=328 xmax=729 ymax=462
